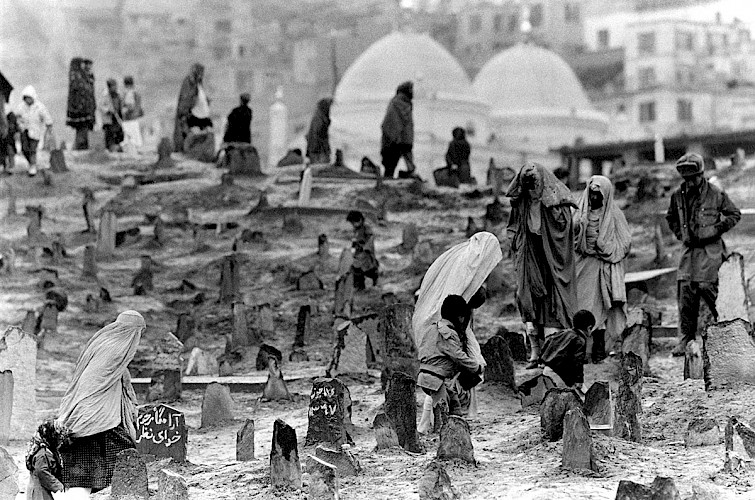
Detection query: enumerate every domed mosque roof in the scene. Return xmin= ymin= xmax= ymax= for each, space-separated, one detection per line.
xmin=473 ymin=43 xmax=602 ymax=120
xmin=335 ymin=31 xmax=479 ymax=104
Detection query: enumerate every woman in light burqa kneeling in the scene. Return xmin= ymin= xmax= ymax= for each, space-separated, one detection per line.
xmin=413 ymin=232 xmax=502 ymax=433
xmin=56 ymin=311 xmax=146 ymax=499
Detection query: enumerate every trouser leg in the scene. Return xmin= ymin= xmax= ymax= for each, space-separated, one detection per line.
xmin=401 ymin=146 xmax=415 ymax=173
xmin=527 ymin=322 xmax=543 ymax=364
xmin=381 ymin=145 xmax=400 ymax=179
xmin=699 ymin=282 xmax=719 ymax=326
xmin=606 ymin=303 xmax=627 ymax=354
xmin=678 ymin=280 xmax=700 ymax=347
xmin=352 ymin=267 xmax=366 ymax=290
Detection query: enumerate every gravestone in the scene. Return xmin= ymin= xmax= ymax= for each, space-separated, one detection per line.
xmin=480 ymin=335 xmax=516 ymax=391
xmin=615 ymin=477 xmax=680 ymax=500
xmin=185 ymin=347 xmax=217 ymax=376
xmin=97 ymin=210 xmax=117 ymax=256
xmin=437 ymin=416 xmax=474 ymax=463
xmin=334 ymin=272 xmax=354 ymax=319
xmin=540 ymin=388 xmax=582 ymax=441
xmin=21 ymin=311 xmax=37 ymax=336
xmin=132 ymin=255 xmax=154 ymax=295
xmin=317 ymin=234 xmax=330 ymax=261
xmin=200 ymin=383 xmax=235 ymax=428
xmin=518 ymin=373 xmax=556 ymax=408
xmin=255 ymin=344 xmax=282 ymax=371
xmin=270 ymin=419 xmax=302 ymax=489
xmin=236 ymin=419 xmax=255 ymax=461
xmin=621 ymin=311 xmax=651 ymax=376
xmin=45 ymin=289 xmax=67 ymax=312
xmin=298 ymin=166 xmax=313 ymax=205
xmin=297 ymin=270 xmax=323 ymax=291
xmin=307 ymin=455 xmax=339 ymax=500
xmin=141 ymin=332 xmax=183 ymax=402
xmin=412 ymin=240 xmax=435 ymax=270
xmin=361 ymin=316 xmax=383 ymax=368
xmin=219 ymin=254 xmax=241 ymax=303
xmin=0 ymin=327 xmax=36 ymax=438
xmin=704 ymin=319 xmax=755 ymax=390
xmin=373 ymin=412 xmax=399 ymax=450
xmin=419 ymin=461 xmax=459 ymax=500
xmin=0 ymin=446 xmax=19 ymax=499
xmin=226 ymin=144 xmax=262 ymax=176
xmin=327 ymin=322 xmax=368 ymax=376
xmin=498 ymin=328 xmax=527 ymax=362
xmin=82 ymin=188 xmax=96 ymax=233
xmin=336 ymin=247 xmax=353 ymax=278
xmin=314 ymin=444 xmax=360 ymax=477
xmin=157 ymin=469 xmax=188 ymax=500
xmin=684 ymin=340 xmax=704 ymax=380
xmin=716 ymin=253 xmax=749 ymax=322
xmin=262 ymin=357 xmax=291 ymax=401
xmin=174 ymin=313 xmax=195 ymax=343
xmin=613 ymin=352 xmax=643 ymax=442
xmin=231 ymin=301 xmax=257 ymax=347
xmin=562 ymin=408 xmax=597 ymax=471
xmin=82 ymin=244 xmax=98 ymax=279
xmin=385 ymin=371 xmax=423 ymax=453
xmin=283 ymin=212 xmax=304 ymax=234
xmin=39 ymin=302 xmax=58 ymax=334
xmin=380 ymin=304 xmax=419 ymax=386
xmin=135 ymin=404 xmax=187 ymax=462
xmin=26 ymin=205 xmax=43 ymax=242
xmin=50 ymin=149 xmax=67 ymax=172
xmin=0 ymin=371 xmax=11 ymax=445
xmin=155 ymin=138 xmax=175 ymax=169
xmin=153 ymin=217 xmax=166 ymax=246
xmin=398 ymin=223 xmax=419 ymax=254
xmin=184 ymin=130 xmax=215 ymax=162
xmin=583 ymin=381 xmax=612 ymax=430
xmin=685 ymin=418 xmax=721 ymax=447
xmin=294 ymin=305 xmax=311 ymax=348
xmin=111 ymin=449 xmax=148 ymax=500
xmin=305 ymin=378 xmax=353 ymax=447
xmin=252 ymin=302 xmax=275 ymax=335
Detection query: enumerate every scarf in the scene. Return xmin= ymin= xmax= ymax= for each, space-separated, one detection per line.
xmin=574 ymin=175 xmax=631 ymax=264
xmin=506 ymin=162 xmax=574 ymax=208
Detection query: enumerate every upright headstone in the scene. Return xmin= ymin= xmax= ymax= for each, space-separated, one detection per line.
xmin=385 ymin=371 xmax=423 ymax=453
xmin=419 ymin=461 xmax=459 ymax=500
xmin=82 ymin=244 xmax=97 ymax=279
xmin=583 ymin=381 xmax=613 ymax=430
xmin=380 ymin=304 xmax=419 ymax=385
xmin=307 ymin=455 xmax=339 ymax=500
xmin=373 ymin=412 xmax=400 ymax=450
xmin=38 ymin=302 xmax=58 ymax=334
xmin=334 ymin=272 xmax=354 ymax=319
xmin=270 ymin=419 xmax=302 ymax=489
xmin=0 ymin=371 xmax=12 ymax=445
xmin=200 ymin=383 xmax=235 ymax=428
xmin=518 ymin=373 xmax=556 ymax=408
xmin=398 ymin=224 xmax=419 ymax=254
xmin=685 ymin=418 xmax=721 ymax=448
xmin=437 ymin=416 xmax=474 ymax=463
xmin=153 ymin=216 xmax=166 ymax=246
xmin=480 ymin=335 xmax=516 ymax=391
xmin=132 ymin=255 xmax=154 ymax=295
xmin=317 ymin=234 xmax=330 ymax=261
xmin=716 ymin=253 xmax=749 ymax=322
xmin=704 ymin=319 xmax=755 ymax=390
xmin=297 ymin=270 xmax=323 ymax=290
xmin=155 ymin=138 xmax=175 ymax=169
xmin=147 ymin=332 xmax=183 ymax=402
xmin=262 ymin=357 xmax=291 ymax=401
xmin=621 ymin=310 xmax=651 ymax=376
xmin=236 ymin=419 xmax=255 ymax=461
xmin=562 ymin=408 xmax=597 ymax=471
xmin=0 ymin=446 xmax=19 ymax=499
xmin=5 ymin=183 xmax=16 ymax=217
xmin=613 ymin=352 xmax=643 ymax=442
xmin=255 ymin=344 xmax=282 ymax=371
xmin=540 ymin=388 xmax=582 ymax=441
xmin=26 ymin=205 xmax=43 ymax=242
xmin=305 ymin=378 xmax=353 ymax=447
xmin=97 ymin=210 xmax=117 ymax=256
xmin=135 ymin=404 xmax=187 ymax=462
xmin=314 ymin=444 xmax=360 ymax=477
xmin=498 ymin=328 xmax=528 ymax=362
xmin=0 ymin=327 xmax=36 ymax=438
xmin=615 ymin=477 xmax=680 ymax=500
xmin=294 ymin=305 xmax=311 ymax=348
xmin=232 ymin=301 xmax=252 ymax=347
xmin=50 ymin=149 xmax=67 ymax=172
xmin=21 ymin=311 xmax=37 ymax=336
xmin=252 ymin=302 xmax=274 ymax=335
xmin=82 ymin=188 xmax=96 ymax=233
xmin=219 ymin=254 xmax=241 ymax=303
xmin=111 ymin=449 xmax=149 ymax=500
xmin=327 ymin=322 xmax=368 ymax=376
xmin=684 ymin=339 xmax=704 ymax=380
xmin=174 ymin=313 xmax=195 ymax=343
xmin=157 ymin=469 xmax=188 ymax=500
xmin=298 ymin=166 xmax=313 ymax=206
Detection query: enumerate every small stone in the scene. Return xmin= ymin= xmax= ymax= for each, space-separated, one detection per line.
xmin=200 ymin=383 xmax=235 ymax=428
xmin=418 ymin=461 xmax=459 ymax=500
xmin=314 ymin=444 xmax=360 ymax=477
xmin=111 ymin=449 xmax=148 ymax=499
xmin=0 ymin=446 xmax=19 ymax=499
xmin=437 ymin=416 xmax=474 ymax=463
xmin=583 ymin=381 xmax=612 ymax=429
xmin=270 ymin=419 xmax=302 ymax=489
xmin=562 ymin=408 xmax=597 ymax=471
xmin=236 ymin=419 xmax=255 ymax=461
xmin=157 ymin=469 xmax=188 ymax=500
xmin=540 ymin=388 xmax=582 ymax=441
xmin=480 ymin=334 xmax=516 ymax=391
xmin=262 ymin=357 xmax=291 ymax=401
xmin=373 ymin=412 xmax=399 ymax=450
xmin=306 ymin=455 xmax=339 ymax=500
xmin=685 ymin=418 xmax=722 ymax=447
xmin=684 ymin=340 xmax=704 ymax=380
xmin=518 ymin=373 xmax=556 ymax=408
xmin=297 ymin=270 xmax=323 ymax=291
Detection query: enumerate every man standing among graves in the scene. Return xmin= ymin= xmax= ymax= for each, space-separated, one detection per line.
xmin=380 ymin=81 xmax=417 ymax=179
xmin=346 ymin=210 xmax=379 ymax=290
xmin=66 ymin=58 xmax=96 ymax=150
xmin=574 ymin=175 xmax=631 ymax=356
xmin=223 ymin=93 xmax=252 ymax=144
xmin=506 ymin=163 xmax=577 ymax=369
xmin=666 ymin=153 xmax=740 ymax=355
xmin=305 ymin=97 xmax=332 ymax=164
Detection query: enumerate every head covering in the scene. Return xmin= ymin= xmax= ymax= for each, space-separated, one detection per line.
xmin=67 ymin=58 xmax=96 ymax=128
xmin=413 ymin=232 xmax=502 ymax=360
xmin=57 ymin=311 xmax=145 ymax=439
xmin=190 ymin=63 xmax=205 ymax=82
xmin=452 ymin=127 xmax=465 ymax=141
xmin=676 ymin=153 xmax=704 ymax=177
xmin=0 ymin=70 xmax=13 ymax=103
xmin=396 ymin=81 xmax=413 ymax=100
xmin=506 ymin=162 xmax=573 ymax=208
xmin=574 ymin=175 xmax=631 ymax=264
xmin=240 ymin=92 xmax=251 ymax=104
xmin=21 ymin=86 xmax=37 ymax=100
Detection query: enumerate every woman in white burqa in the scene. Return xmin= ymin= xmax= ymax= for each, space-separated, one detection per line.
xmin=413 ymin=232 xmax=502 ymax=432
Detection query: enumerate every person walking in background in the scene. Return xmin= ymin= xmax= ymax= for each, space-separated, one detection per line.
xmin=573 ymin=175 xmax=631 ymax=357
xmin=56 ymin=311 xmax=146 ymax=498
xmin=66 ymin=58 xmax=96 ymax=150
xmin=305 ymin=97 xmax=332 ymax=164
xmin=666 ymin=153 xmax=741 ymax=356
xmin=99 ymin=79 xmax=124 ymax=152
xmin=0 ymin=71 xmax=15 ymax=175
xmin=506 ymin=162 xmax=577 ymax=368
xmin=25 ymin=420 xmax=69 ymax=500
xmin=16 ymin=86 xmax=53 ymax=177
xmin=380 ymin=81 xmax=416 ymax=179
xmin=223 ymin=93 xmax=252 ymax=144
xmin=346 ymin=210 xmax=379 ymax=290
xmin=174 ymin=63 xmax=211 ymax=152
xmin=445 ymin=127 xmax=472 ymax=184
xmin=121 ymin=76 xmax=144 ymax=150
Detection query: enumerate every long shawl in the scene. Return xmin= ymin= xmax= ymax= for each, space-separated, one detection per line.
xmin=306 ymin=98 xmax=332 ymax=159
xmin=381 ymin=85 xmax=413 ymax=146
xmin=66 ymin=58 xmax=96 ymax=129
xmin=574 ymin=175 xmax=631 ymax=264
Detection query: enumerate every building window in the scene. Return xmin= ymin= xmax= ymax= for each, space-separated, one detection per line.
xmin=598 ymin=29 xmax=610 ymax=49
xmin=530 ymin=4 xmax=543 ymax=28
xmin=638 ymin=67 xmax=656 ymax=89
xmin=469 ymin=14 xmax=482 ymax=34
xmin=638 ymin=31 xmax=656 ymax=55
xmin=639 ymin=101 xmax=656 ymax=122
xmin=214 ymin=44 xmax=231 ymax=60
xmin=676 ymin=31 xmax=695 ymax=51
xmin=508 ymin=14 xmax=519 ymax=32
xmin=215 ymin=20 xmax=232 ymax=33
xmin=493 ymin=14 xmax=503 ymax=32
xmin=565 ymin=3 xmax=580 ymax=23
xmin=675 ymin=65 xmax=694 ymax=86
xmin=677 ymin=99 xmax=693 ymax=122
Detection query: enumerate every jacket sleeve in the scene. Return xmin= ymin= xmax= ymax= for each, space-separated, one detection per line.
xmin=437 ymin=328 xmax=480 ymax=374
xmin=34 ymin=453 xmax=64 ymax=493
xmin=716 ymin=191 xmax=741 ymax=235
xmin=666 ymin=194 xmax=682 ymax=241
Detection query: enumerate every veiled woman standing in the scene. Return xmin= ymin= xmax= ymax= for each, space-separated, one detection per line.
xmin=305 ymin=97 xmax=332 ymax=164
xmin=66 ymin=58 xmax=96 ymax=150
xmin=173 ymin=63 xmax=210 ymax=152
xmin=56 ymin=311 xmax=145 ymax=498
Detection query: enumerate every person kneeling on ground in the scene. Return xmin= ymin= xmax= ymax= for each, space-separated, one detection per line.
xmin=417 ymin=295 xmax=482 ymax=416
xmin=346 ymin=210 xmax=379 ymax=290
xmin=540 ymin=309 xmax=595 ymax=395
xmin=26 ymin=419 xmax=69 ymax=500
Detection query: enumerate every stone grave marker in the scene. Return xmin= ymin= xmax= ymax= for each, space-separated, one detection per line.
xmin=262 ymin=357 xmax=291 ymax=401
xmin=185 ymin=347 xmax=217 ymax=376
xmin=111 ymin=449 xmax=148 ymax=500
xmin=480 ymin=334 xmax=516 ymax=391
xmin=39 ymin=302 xmax=58 ymax=335
xmin=145 ymin=332 xmax=183 ymax=402
xmin=298 ymin=166 xmax=313 ymax=206
xmin=0 ymin=446 xmax=19 ymax=499
xmin=157 ymin=469 xmax=188 ymax=500
xmin=153 ymin=216 xmax=166 ymax=246
xmin=255 ymin=344 xmax=282 ymax=371
xmin=82 ymin=244 xmax=98 ymax=279
xmin=385 ymin=371 xmax=423 ymax=453
xmin=419 ymin=461 xmax=459 ymax=500
xmin=398 ymin=223 xmax=419 ymax=254
xmin=334 ymin=272 xmax=354 ymax=319
xmin=21 ymin=311 xmax=37 ymax=336
xmin=336 ymin=247 xmax=353 ymax=278
xmin=174 ymin=313 xmax=195 ymax=343
xmin=294 ymin=305 xmax=311 ymax=348
xmin=305 ymin=378 xmax=353 ymax=447
xmin=684 ymin=339 xmax=704 ymax=380
xmin=621 ymin=310 xmax=651 ymax=376
xmin=135 ymin=404 xmax=187 ymax=462
xmin=270 ymin=419 xmax=302 ymax=489
xmin=82 ymin=188 xmax=96 ymax=233
xmin=437 ymin=416 xmax=474 ymax=463
xmin=200 ymin=383 xmax=235 ymax=428
xmin=0 ymin=327 xmax=36 ymax=438
xmin=0 ymin=371 xmax=12 ymax=445
xmin=97 ymin=210 xmax=117 ymax=256
xmin=540 ymin=388 xmax=582 ymax=441
xmin=253 ymin=302 xmax=275 ymax=335
xmin=219 ymin=254 xmax=241 ymax=303
xmin=360 ymin=316 xmax=383 ymax=368
xmin=132 ymin=255 xmax=154 ymax=295
xmin=226 ymin=143 xmax=262 ymax=176
xmin=373 ymin=412 xmax=399 ymax=450
xmin=716 ymin=253 xmax=749 ymax=322
xmin=380 ymin=304 xmax=419 ymax=386
xmin=613 ymin=352 xmax=643 ymax=442
xmin=704 ymin=319 xmax=755 ymax=389
xmin=26 ymin=205 xmax=43 ymax=242
xmin=317 ymin=234 xmax=330 ymax=260
xmin=615 ymin=477 xmax=680 ymax=499
xmin=518 ymin=373 xmax=556 ymax=408
xmin=154 ymin=138 xmax=175 ymax=169
xmin=685 ymin=418 xmax=721 ymax=447
xmin=236 ymin=419 xmax=255 ymax=461
xmin=297 ymin=270 xmax=323 ymax=291
xmin=562 ymin=408 xmax=597 ymax=471
xmin=307 ymin=455 xmax=339 ymax=500
xmin=327 ymin=322 xmax=368 ymax=377
xmin=583 ymin=381 xmax=612 ymax=432
xmin=412 ymin=240 xmax=435 ymax=270
xmin=45 ymin=289 xmax=67 ymax=312
xmin=231 ymin=301 xmax=258 ymax=347
xmin=314 ymin=444 xmax=360 ymax=477
xmin=498 ymin=328 xmax=527 ymax=362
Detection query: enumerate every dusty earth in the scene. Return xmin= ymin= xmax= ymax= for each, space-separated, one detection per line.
xmin=1 ymin=149 xmax=755 ymax=500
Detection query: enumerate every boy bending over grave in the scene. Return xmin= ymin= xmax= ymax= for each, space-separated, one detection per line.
xmin=346 ymin=210 xmax=379 ymax=290
xmin=540 ymin=309 xmax=595 ymax=395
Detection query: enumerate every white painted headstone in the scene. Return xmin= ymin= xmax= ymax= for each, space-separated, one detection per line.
xmin=298 ymin=167 xmax=313 ymax=206
xmin=0 ymin=327 xmax=37 ymax=438
xmin=716 ymin=253 xmax=749 ymax=323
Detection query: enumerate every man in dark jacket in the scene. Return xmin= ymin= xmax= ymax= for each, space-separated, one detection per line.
xmin=223 ymin=93 xmax=252 ymax=144
xmin=541 ymin=310 xmax=595 ymax=392
xmin=306 ymin=97 xmax=332 ymax=164
xmin=380 ymin=81 xmax=416 ymax=179
xmin=666 ymin=153 xmax=741 ymax=355
xmin=445 ymin=127 xmax=472 ymax=184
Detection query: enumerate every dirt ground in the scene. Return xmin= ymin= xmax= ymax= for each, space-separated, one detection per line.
xmin=1 ymin=150 xmax=755 ymax=499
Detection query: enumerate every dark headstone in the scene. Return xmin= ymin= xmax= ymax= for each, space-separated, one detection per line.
xmin=685 ymin=418 xmax=721 ymax=447
xmin=562 ymin=408 xmax=597 ymax=471
xmin=155 ymin=138 xmax=175 ymax=169
xmin=583 ymin=381 xmax=612 ymax=429
xmin=21 ymin=311 xmax=37 ymax=336
xmin=305 ymin=378 xmax=353 ymax=447
xmin=398 ymin=223 xmax=419 ymax=254
xmin=82 ymin=244 xmax=97 ymax=279
xmin=294 ymin=305 xmax=311 ymax=348
xmin=111 ymin=449 xmax=148 ymax=500
xmin=518 ymin=373 xmax=556 ymax=408
xmin=135 ymin=404 xmax=187 ymax=462
xmin=334 ymin=272 xmax=354 ymax=319
xmin=613 ymin=352 xmax=643 ymax=442
xmin=621 ymin=312 xmax=651 ymax=376
xmin=100 ymin=287 xmax=112 ymax=302
xmin=256 ymin=344 xmax=283 ymax=371
xmin=380 ymin=304 xmax=419 ymax=387
xmin=200 ymin=383 xmax=235 ymax=428
xmin=262 ymin=357 xmax=291 ymax=401
xmin=236 ymin=419 xmax=255 ymax=461
xmin=480 ymin=335 xmax=516 ymax=391
xmin=419 ymin=461 xmax=459 ymax=500
xmin=38 ymin=302 xmax=58 ymax=334
xmin=373 ymin=412 xmax=399 ymax=450
xmin=297 ymin=270 xmax=323 ymax=291
xmin=306 ymin=455 xmax=339 ymax=500
xmin=314 ymin=444 xmax=360 ymax=477
xmin=437 ymin=416 xmax=474 ymax=463
xmin=219 ymin=254 xmax=241 ymax=303
xmin=317 ymin=234 xmax=330 ymax=260
xmin=433 ymin=166 xmax=460 ymax=188
xmin=148 ymin=370 xmax=182 ymax=403
xmin=50 ymin=149 xmax=67 ymax=173
xmin=44 ymin=289 xmax=67 ymax=312
xmin=174 ymin=313 xmax=195 ymax=343
xmin=225 ymin=143 xmax=262 ymax=176
xmin=498 ymin=328 xmax=527 ymax=362
xmin=615 ymin=477 xmax=680 ymax=500
xmin=540 ymin=388 xmax=582 ymax=441
xmin=270 ymin=419 xmax=302 ymax=489
xmin=153 ymin=216 xmax=166 ymax=246
xmin=131 ymin=255 xmax=154 ymax=295
xmin=231 ymin=301 xmax=258 ymax=348
xmin=385 ymin=371 xmax=423 ymax=453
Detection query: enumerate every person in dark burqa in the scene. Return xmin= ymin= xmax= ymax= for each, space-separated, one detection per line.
xmin=445 ymin=127 xmax=473 ymax=184
xmin=380 ymin=81 xmax=417 ymax=179
xmin=174 ymin=63 xmax=210 ymax=152
xmin=99 ymin=78 xmax=123 ymax=152
xmin=306 ymin=97 xmax=332 ymax=164
xmin=506 ymin=162 xmax=577 ymax=368
xmin=66 ymin=58 xmax=96 ymax=150
xmin=0 ymin=71 xmax=14 ymax=174
xmin=223 ymin=93 xmax=252 ymax=144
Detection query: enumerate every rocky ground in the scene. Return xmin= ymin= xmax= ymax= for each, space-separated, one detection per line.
xmin=1 ymin=149 xmax=755 ymax=499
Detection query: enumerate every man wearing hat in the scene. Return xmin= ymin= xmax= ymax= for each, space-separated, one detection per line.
xmin=666 ymin=153 xmax=741 ymax=355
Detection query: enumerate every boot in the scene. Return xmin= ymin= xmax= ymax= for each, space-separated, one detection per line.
xmin=526 ymin=332 xmax=541 ymax=369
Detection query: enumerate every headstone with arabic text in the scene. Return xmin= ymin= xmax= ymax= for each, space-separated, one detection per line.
xmin=135 ymin=404 xmax=187 ymax=462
